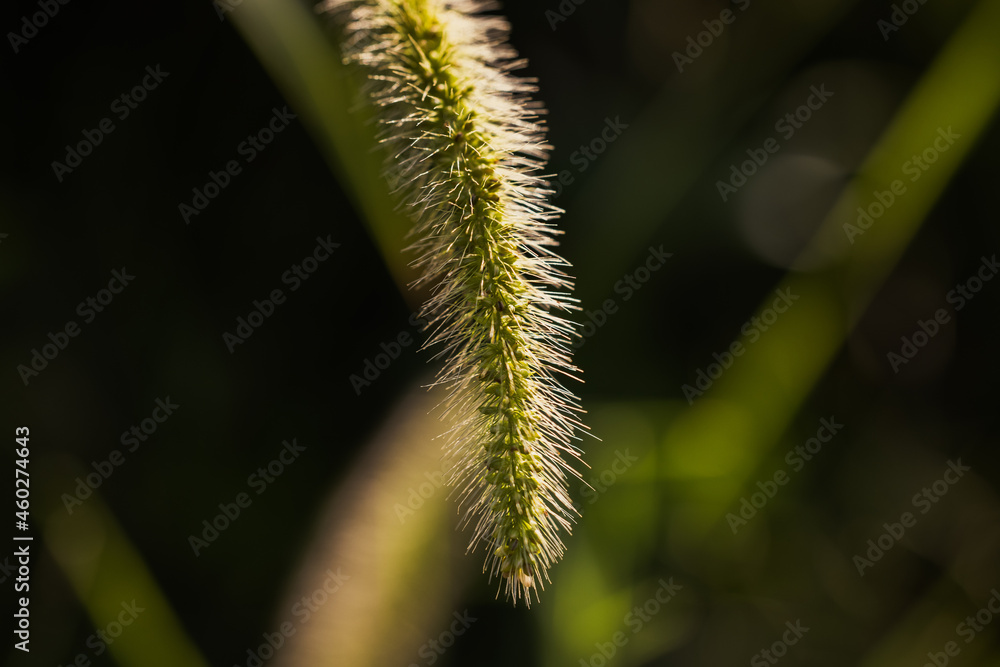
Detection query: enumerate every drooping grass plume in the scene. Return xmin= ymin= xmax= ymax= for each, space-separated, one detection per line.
xmin=324 ymin=0 xmax=586 ymax=606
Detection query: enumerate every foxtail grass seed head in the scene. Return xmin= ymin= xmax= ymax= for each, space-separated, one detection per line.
xmin=325 ymin=0 xmax=586 ymax=606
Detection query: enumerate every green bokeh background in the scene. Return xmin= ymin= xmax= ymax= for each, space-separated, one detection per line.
xmin=4 ymin=0 xmax=1000 ymax=665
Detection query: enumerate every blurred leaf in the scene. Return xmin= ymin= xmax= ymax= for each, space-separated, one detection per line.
xmin=44 ymin=497 xmax=210 ymax=667
xmin=664 ymin=0 xmax=1000 ymax=538
xmin=228 ymin=0 xmax=419 ymax=303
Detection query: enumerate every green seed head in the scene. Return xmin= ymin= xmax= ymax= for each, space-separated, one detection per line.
xmin=326 ymin=0 xmax=586 ymax=606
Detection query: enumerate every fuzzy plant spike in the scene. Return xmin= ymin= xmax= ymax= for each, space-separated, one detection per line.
xmin=325 ymin=0 xmax=587 ymax=606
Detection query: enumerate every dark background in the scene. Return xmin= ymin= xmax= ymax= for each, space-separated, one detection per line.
xmin=4 ymin=0 xmax=1000 ymax=666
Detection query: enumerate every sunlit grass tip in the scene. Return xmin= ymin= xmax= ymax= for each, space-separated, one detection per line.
xmin=324 ymin=0 xmax=588 ymax=606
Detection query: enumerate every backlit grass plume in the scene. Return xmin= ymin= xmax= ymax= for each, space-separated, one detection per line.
xmin=324 ymin=0 xmax=586 ymax=605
